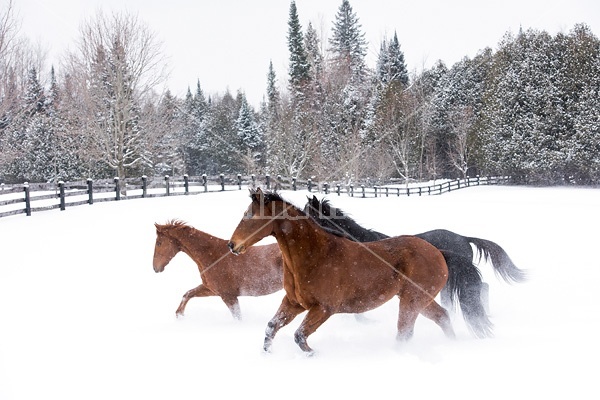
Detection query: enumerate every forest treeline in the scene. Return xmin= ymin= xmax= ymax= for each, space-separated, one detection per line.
xmin=1 ymin=0 xmax=599 ymax=185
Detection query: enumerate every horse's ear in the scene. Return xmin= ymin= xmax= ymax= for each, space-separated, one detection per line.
xmin=250 ymin=187 xmax=267 ymax=204
xmin=154 ymin=222 xmax=162 ymax=232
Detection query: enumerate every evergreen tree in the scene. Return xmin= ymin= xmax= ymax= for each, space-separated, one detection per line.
xmin=264 ymin=60 xmax=283 ymax=174
xmin=287 ymin=1 xmax=310 ymax=94
xmin=328 ymin=0 xmax=368 ymax=83
xmin=183 ymin=80 xmax=210 ymax=175
xmin=153 ymin=89 xmax=184 ymax=176
xmin=5 ymin=66 xmax=56 ymax=182
xmin=236 ymin=94 xmax=263 ymax=173
xmin=304 ymin=22 xmax=324 ymax=84
xmin=283 ymin=1 xmax=317 ymax=178
xmin=386 ymin=32 xmax=409 ymax=86
xmin=201 ymin=91 xmax=241 ymax=174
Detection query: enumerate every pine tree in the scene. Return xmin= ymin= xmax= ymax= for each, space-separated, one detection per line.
xmin=328 ymin=0 xmax=367 ymax=83
xmin=305 ymin=22 xmax=324 ymax=84
xmin=386 ymin=32 xmax=409 ymax=86
xmin=266 ymin=61 xmax=281 ymax=120
xmin=236 ymin=94 xmax=263 ymax=173
xmin=287 ymin=1 xmax=310 ymax=94
xmin=182 ymin=80 xmax=210 ymax=175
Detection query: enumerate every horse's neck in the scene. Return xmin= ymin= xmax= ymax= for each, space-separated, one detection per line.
xmin=273 ymin=206 xmax=331 ymax=258
xmin=176 ymin=227 xmax=224 ymax=265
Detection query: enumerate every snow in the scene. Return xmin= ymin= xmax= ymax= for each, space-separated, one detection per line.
xmin=0 ymin=185 xmax=598 ymax=399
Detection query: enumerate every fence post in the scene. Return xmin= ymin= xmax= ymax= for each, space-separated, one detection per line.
xmin=202 ymin=174 xmax=207 ymax=192
xmin=165 ymin=175 xmax=170 ymax=196
xmin=220 ymin=174 xmax=225 ymax=191
xmin=24 ymin=182 xmax=31 ymax=216
xmin=374 ymin=185 xmax=378 ymax=198
xmin=324 ymin=182 xmax=329 ymax=194
xmin=184 ymin=174 xmax=189 ymax=194
xmin=292 ymin=178 xmax=297 ymax=191
xmin=277 ymin=175 xmax=282 ymax=190
xmin=386 ymin=187 xmax=389 ymax=197
xmin=265 ymin=174 xmax=270 ymax=189
xmin=59 ymin=181 xmax=66 ymax=211
xmin=350 ymin=184 xmax=354 ymax=197
xmin=114 ymin=177 xmax=121 ymax=200
xmin=142 ymin=175 xmax=147 ymax=198
xmin=251 ymin=174 xmax=256 ymax=188
xmin=87 ymin=178 xmax=94 ymax=205
xmin=237 ymin=174 xmax=242 ymax=190
xmin=361 ymin=185 xmax=365 ymax=198
xmin=307 ymin=179 xmax=312 ymax=192
xmin=397 ymin=188 xmax=400 ymax=197
xmin=336 ymin=184 xmax=341 ymax=196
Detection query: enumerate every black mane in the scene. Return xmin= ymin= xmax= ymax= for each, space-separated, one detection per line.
xmin=249 ymin=187 xmax=287 ymax=204
xmin=304 ymin=196 xmax=389 ymax=242
xmin=249 ymin=188 xmax=308 ymax=216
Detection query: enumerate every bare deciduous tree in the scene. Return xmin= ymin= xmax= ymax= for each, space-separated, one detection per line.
xmin=64 ymin=10 xmax=167 ymax=182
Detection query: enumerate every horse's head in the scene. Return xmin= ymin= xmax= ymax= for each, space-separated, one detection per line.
xmin=228 ymin=188 xmax=296 ymax=255
xmin=153 ymin=222 xmax=181 ymax=272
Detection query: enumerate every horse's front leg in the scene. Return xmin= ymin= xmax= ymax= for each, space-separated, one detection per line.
xmin=221 ymin=295 xmax=242 ymax=320
xmin=264 ymin=296 xmax=305 ymax=353
xmin=294 ymin=305 xmax=333 ymax=355
xmin=175 ymin=284 xmax=214 ymax=317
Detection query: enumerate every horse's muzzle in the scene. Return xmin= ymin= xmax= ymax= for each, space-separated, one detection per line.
xmin=227 ymin=241 xmax=244 ymax=255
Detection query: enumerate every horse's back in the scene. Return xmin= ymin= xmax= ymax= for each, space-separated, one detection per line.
xmin=367 ymin=235 xmax=448 ymax=286
xmin=416 ymin=229 xmax=473 ymax=259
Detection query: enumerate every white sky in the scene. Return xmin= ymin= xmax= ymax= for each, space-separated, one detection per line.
xmin=13 ymin=0 xmax=600 ymax=106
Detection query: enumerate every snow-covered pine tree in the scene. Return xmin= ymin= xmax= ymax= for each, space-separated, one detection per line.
xmin=287 ymin=1 xmax=310 ymax=96
xmin=236 ymin=94 xmax=263 ymax=174
xmin=320 ymin=0 xmax=371 ymax=182
xmin=328 ymin=0 xmax=368 ymax=84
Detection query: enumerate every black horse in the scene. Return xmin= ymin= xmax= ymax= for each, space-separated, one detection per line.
xmin=305 ymin=196 xmax=526 ymax=327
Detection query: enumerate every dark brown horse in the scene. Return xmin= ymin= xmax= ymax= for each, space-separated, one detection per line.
xmin=153 ymin=220 xmax=283 ymax=319
xmin=228 ymin=188 xmax=458 ymax=354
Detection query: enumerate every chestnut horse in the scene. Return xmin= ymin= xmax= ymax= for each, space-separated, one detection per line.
xmin=304 ymin=195 xmax=526 ymax=309
xmin=153 ymin=220 xmax=283 ymax=319
xmin=228 ymin=189 xmax=457 ymax=354
xmin=305 ymin=195 xmax=526 ymax=285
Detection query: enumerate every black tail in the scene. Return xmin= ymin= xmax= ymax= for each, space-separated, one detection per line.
xmin=466 ymin=237 xmax=527 ymax=284
xmin=442 ymin=250 xmax=493 ymax=338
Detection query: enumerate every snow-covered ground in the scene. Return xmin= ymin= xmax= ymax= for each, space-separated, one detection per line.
xmin=1 ymin=185 xmax=598 ymax=399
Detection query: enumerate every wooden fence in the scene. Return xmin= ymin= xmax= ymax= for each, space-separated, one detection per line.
xmin=0 ymin=174 xmax=509 ymax=218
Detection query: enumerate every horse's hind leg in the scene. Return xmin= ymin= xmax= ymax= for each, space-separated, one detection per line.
xmin=176 ymin=284 xmax=215 ymax=317
xmin=421 ymin=301 xmax=456 ymax=339
xmin=264 ymin=296 xmax=306 ymax=353
xmin=396 ymin=294 xmax=420 ymax=341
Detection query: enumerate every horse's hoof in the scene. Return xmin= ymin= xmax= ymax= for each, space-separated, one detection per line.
xmin=303 ymin=350 xmax=315 ymax=357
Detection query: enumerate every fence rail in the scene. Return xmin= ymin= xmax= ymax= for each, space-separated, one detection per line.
xmin=0 ymin=174 xmax=509 ymax=218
